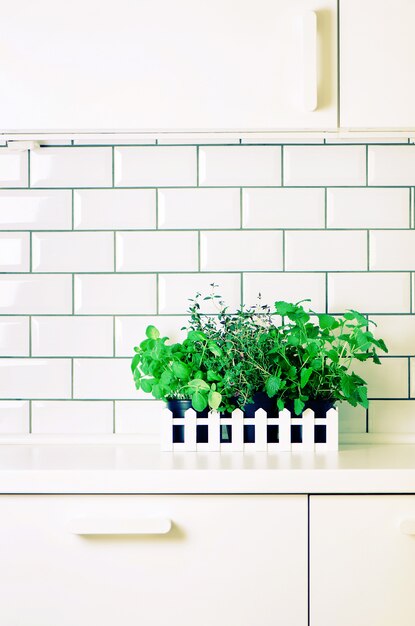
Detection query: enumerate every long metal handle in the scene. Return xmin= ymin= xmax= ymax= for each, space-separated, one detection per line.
xmin=301 ymin=11 xmax=318 ymax=112
xmin=68 ymin=517 xmax=172 ymax=536
xmin=399 ymin=519 xmax=415 ymax=535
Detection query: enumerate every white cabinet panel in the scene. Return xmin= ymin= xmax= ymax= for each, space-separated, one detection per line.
xmin=340 ymin=0 xmax=415 ymax=129
xmin=1 ymin=0 xmax=337 ymax=133
xmin=311 ymin=495 xmax=415 ymax=626
xmin=0 ymin=495 xmax=307 ymax=626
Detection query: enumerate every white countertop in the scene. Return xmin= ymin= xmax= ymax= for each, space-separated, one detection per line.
xmin=0 ymin=443 xmax=415 ymax=494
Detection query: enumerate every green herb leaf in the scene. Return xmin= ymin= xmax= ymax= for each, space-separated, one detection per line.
xmin=192 ymin=391 xmax=208 ymax=412
xmin=141 ymin=379 xmax=153 ymax=394
xmin=131 ymin=353 xmax=141 ymax=373
xmin=265 ymin=375 xmax=281 ymax=397
xmin=172 ymin=362 xmax=190 ymax=380
xmin=145 ymin=325 xmax=160 ymax=340
xmin=208 ymin=390 xmax=222 ymax=410
xmin=300 ymin=368 xmax=312 ymax=388
xmin=294 ymin=398 xmax=305 ymax=415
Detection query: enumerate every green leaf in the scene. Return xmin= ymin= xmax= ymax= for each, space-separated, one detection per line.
xmin=326 ymin=349 xmax=339 ymax=363
xmin=208 ymin=341 xmax=222 ymax=357
xmin=274 ymin=301 xmax=295 ymax=316
xmin=318 ymin=313 xmax=339 ymax=330
xmin=300 ymin=368 xmax=312 ymax=388
xmin=265 ymin=375 xmax=281 ymax=398
xmin=131 ymin=353 xmax=141 ymax=373
xmin=277 ymin=398 xmax=285 ymax=412
xmin=152 ymin=384 xmax=163 ymax=399
xmin=172 ymin=362 xmax=189 ymax=380
xmin=348 ymin=309 xmax=368 ymax=326
xmin=188 ymin=378 xmax=210 ymax=392
xmin=160 ymin=369 xmax=173 ymax=386
xmin=141 ymin=379 xmax=153 ymax=394
xmin=145 ymin=325 xmax=160 ymax=340
xmin=187 ymin=330 xmax=206 ymax=342
xmin=192 ymin=391 xmax=208 ymax=412
xmin=208 ymin=390 xmax=222 ymax=411
xmin=357 ymin=385 xmax=369 ymax=408
xmin=207 ymin=369 xmax=221 ymax=382
xmin=294 ymin=398 xmax=305 ymax=415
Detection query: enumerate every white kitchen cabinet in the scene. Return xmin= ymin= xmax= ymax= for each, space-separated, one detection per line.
xmin=340 ymin=0 xmax=415 ymax=129
xmin=0 ymin=494 xmax=307 ymax=626
xmin=310 ymin=495 xmax=415 ymax=626
xmin=1 ymin=0 xmax=337 ymax=134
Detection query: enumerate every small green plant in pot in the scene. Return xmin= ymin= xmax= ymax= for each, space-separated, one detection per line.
xmin=131 ymin=324 xmax=222 ymax=419
xmin=267 ymin=300 xmax=388 ymax=416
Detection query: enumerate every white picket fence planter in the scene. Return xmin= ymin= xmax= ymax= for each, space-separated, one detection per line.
xmin=161 ymin=407 xmax=339 ymax=452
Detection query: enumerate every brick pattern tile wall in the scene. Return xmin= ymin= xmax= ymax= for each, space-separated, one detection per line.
xmin=0 ymin=140 xmax=414 ymax=441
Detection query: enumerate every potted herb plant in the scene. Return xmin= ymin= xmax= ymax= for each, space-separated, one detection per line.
xmin=131 ymin=287 xmax=388 ymax=445
xmin=131 ymin=324 xmax=222 ymax=418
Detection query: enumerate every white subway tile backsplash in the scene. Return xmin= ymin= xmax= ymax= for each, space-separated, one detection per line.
xmin=32 ymin=232 xmax=114 ymax=272
xmin=114 ymin=146 xmax=196 ymax=187
xmin=73 ymin=359 xmax=139 ymax=399
xmin=243 ymin=273 xmax=326 ymax=312
xmin=0 ymin=233 xmax=30 ymax=272
xmin=369 ymin=400 xmax=415 ymax=433
xmin=115 ymin=400 xmax=162 ymax=437
xmin=370 ymin=231 xmax=415 ymax=270
xmin=284 ymin=146 xmax=366 ymax=186
xmin=74 ymin=274 xmax=156 ymax=314
xmin=242 ymin=188 xmax=325 ymax=229
xmin=0 ymin=151 xmax=28 ymax=187
xmin=0 ymin=401 xmax=29 ymax=434
xmin=159 ymin=273 xmax=241 ymax=314
xmin=32 ymin=317 xmax=113 ymax=357
xmin=0 ymin=140 xmax=413 ymax=441
xmin=158 ymin=188 xmax=240 ymax=229
xmin=200 ymin=231 xmax=283 ymax=271
xmin=353 ymin=358 xmax=408 ymax=399
xmin=368 ymin=145 xmax=415 ymax=185
xmin=0 ymin=317 xmax=29 ymax=357
xmin=0 ymin=190 xmax=72 ymax=230
xmin=0 ymin=359 xmax=71 ymax=399
xmin=199 ymin=146 xmax=281 ymax=186
xmin=74 ymin=189 xmax=156 ymax=230
xmin=30 ymin=148 xmax=112 ymax=188
xmin=0 ymin=275 xmax=72 ymax=314
xmin=285 ymin=231 xmax=367 ymax=271
xmin=369 ymin=315 xmax=415 ymax=356
xmin=115 ymin=316 xmax=188 ymax=357
xmin=32 ymin=401 xmax=113 ymax=434
xmin=327 ymin=188 xmax=410 ymax=229
xmin=328 ymin=273 xmax=410 ymax=314
xmin=116 ymin=231 xmax=198 ymax=272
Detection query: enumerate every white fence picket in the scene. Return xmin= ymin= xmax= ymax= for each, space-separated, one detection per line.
xmin=184 ymin=408 xmax=197 ymax=451
xmin=161 ymin=404 xmax=339 ymax=452
xmin=302 ymin=408 xmax=315 ymax=451
xmin=278 ymin=409 xmax=292 ymax=451
xmin=254 ymin=408 xmax=268 ymax=451
xmin=208 ymin=410 xmax=221 ymax=451
xmin=231 ymin=409 xmax=244 ymax=451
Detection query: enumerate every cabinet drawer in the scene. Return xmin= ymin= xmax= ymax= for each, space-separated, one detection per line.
xmin=0 ymin=495 xmax=307 ymax=626
xmin=310 ymin=495 xmax=415 ymax=626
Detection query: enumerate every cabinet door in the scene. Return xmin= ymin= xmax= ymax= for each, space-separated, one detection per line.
xmin=0 ymin=495 xmax=307 ymax=626
xmin=310 ymin=495 xmax=415 ymax=626
xmin=340 ymin=0 xmax=415 ymax=129
xmin=2 ymin=0 xmax=337 ymax=133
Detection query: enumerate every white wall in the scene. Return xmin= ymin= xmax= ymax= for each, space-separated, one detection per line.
xmin=0 ymin=139 xmax=414 ymax=441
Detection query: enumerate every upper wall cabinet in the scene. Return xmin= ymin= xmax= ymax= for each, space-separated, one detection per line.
xmin=340 ymin=0 xmax=415 ymax=130
xmin=2 ymin=0 xmax=337 ymax=134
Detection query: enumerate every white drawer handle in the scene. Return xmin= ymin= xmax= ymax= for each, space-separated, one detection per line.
xmin=399 ymin=520 xmax=415 ymax=535
xmin=300 ymin=11 xmax=318 ymax=112
xmin=68 ymin=517 xmax=172 ymax=536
